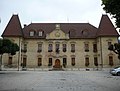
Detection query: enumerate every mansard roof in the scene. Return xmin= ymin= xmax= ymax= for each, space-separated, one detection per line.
xmin=98 ymin=14 xmax=119 ymax=37
xmin=22 ymin=23 xmax=98 ymax=39
xmin=2 ymin=14 xmax=23 ymax=37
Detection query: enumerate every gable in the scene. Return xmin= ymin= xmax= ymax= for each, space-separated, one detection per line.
xmin=46 ymin=24 xmax=69 ymax=39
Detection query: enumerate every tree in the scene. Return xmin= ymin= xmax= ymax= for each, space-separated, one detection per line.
xmin=101 ymin=0 xmax=120 ymax=28
xmin=0 ymin=39 xmax=19 ymax=70
xmin=108 ymin=43 xmax=120 ymax=59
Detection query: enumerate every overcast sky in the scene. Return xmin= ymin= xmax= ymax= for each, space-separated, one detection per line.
xmin=0 ymin=0 xmax=111 ymax=36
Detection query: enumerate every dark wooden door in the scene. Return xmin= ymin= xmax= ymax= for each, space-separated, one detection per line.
xmin=54 ymin=59 xmax=61 ymax=68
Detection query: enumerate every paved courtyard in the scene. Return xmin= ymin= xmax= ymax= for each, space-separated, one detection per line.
xmin=0 ymin=70 xmax=120 ymax=91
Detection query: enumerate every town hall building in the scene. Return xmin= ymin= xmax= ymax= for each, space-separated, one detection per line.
xmin=1 ymin=14 xmax=119 ymax=70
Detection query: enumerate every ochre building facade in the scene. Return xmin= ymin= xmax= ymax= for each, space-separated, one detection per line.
xmin=1 ymin=14 xmax=119 ymax=69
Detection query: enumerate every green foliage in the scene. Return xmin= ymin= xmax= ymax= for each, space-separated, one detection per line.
xmin=101 ymin=0 xmax=120 ymax=28
xmin=108 ymin=43 xmax=120 ymax=59
xmin=0 ymin=39 xmax=19 ymax=55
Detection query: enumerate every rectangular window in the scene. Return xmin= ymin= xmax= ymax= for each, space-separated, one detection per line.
xmin=71 ymin=44 xmax=75 ymax=52
xmin=23 ymin=44 xmax=27 ymax=52
xmin=93 ymin=44 xmax=97 ymax=52
xmin=56 ymin=44 xmax=60 ymax=53
xmin=94 ymin=57 xmax=98 ymax=66
xmin=30 ymin=31 xmax=34 ymax=36
xmin=8 ymin=57 xmax=12 ymax=65
xmin=48 ymin=44 xmax=53 ymax=52
xmin=38 ymin=44 xmax=42 ymax=52
xmin=38 ymin=58 xmax=42 ymax=66
xmin=85 ymin=57 xmax=89 ymax=67
xmin=85 ymin=43 xmax=89 ymax=52
xmin=109 ymin=56 xmax=113 ymax=66
xmin=63 ymin=58 xmax=67 ymax=67
xmin=38 ymin=31 xmax=43 ymax=36
xmin=71 ymin=58 xmax=75 ymax=66
xmin=48 ymin=58 xmax=52 ymax=66
xmin=63 ymin=44 xmax=67 ymax=52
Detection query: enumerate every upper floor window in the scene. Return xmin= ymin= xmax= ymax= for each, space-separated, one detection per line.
xmin=30 ymin=31 xmax=34 ymax=36
xmin=84 ymin=43 xmax=89 ymax=52
xmin=23 ymin=44 xmax=27 ymax=52
xmin=38 ymin=31 xmax=43 ymax=36
xmin=48 ymin=44 xmax=53 ymax=52
xmin=38 ymin=44 xmax=42 ymax=52
xmin=63 ymin=44 xmax=67 ymax=52
xmin=56 ymin=44 xmax=60 ymax=53
xmin=93 ymin=43 xmax=97 ymax=52
xmin=71 ymin=44 xmax=75 ymax=52
xmin=108 ymin=42 xmax=112 ymax=47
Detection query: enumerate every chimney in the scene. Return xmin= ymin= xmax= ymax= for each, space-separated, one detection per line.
xmin=24 ymin=24 xmax=27 ymax=27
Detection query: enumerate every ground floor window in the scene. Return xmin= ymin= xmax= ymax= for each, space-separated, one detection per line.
xmin=23 ymin=58 xmax=27 ymax=68
xmin=48 ymin=58 xmax=52 ymax=66
xmin=38 ymin=58 xmax=42 ymax=66
xmin=94 ymin=57 xmax=98 ymax=66
xmin=71 ymin=58 xmax=75 ymax=66
xmin=109 ymin=56 xmax=114 ymax=66
xmin=85 ymin=57 xmax=89 ymax=67
xmin=63 ymin=58 xmax=67 ymax=67
xmin=8 ymin=57 xmax=12 ymax=65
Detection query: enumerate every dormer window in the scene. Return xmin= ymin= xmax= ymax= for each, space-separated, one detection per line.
xmin=30 ymin=31 xmax=34 ymax=36
xmin=39 ymin=31 xmax=43 ymax=36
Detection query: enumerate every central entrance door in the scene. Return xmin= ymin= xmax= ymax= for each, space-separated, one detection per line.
xmin=53 ymin=59 xmax=61 ymax=68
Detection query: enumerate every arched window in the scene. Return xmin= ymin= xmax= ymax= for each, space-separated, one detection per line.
xmin=71 ymin=58 xmax=75 ymax=66
xmin=48 ymin=44 xmax=53 ymax=52
xmin=71 ymin=44 xmax=75 ymax=52
xmin=48 ymin=58 xmax=52 ymax=66
xmin=38 ymin=43 xmax=42 ymax=52
xmin=38 ymin=58 xmax=42 ymax=66
xmin=84 ymin=43 xmax=89 ymax=52
xmin=85 ymin=57 xmax=89 ymax=67
xmin=94 ymin=57 xmax=98 ymax=66
xmin=109 ymin=56 xmax=114 ymax=66
xmin=63 ymin=44 xmax=67 ymax=52
xmin=8 ymin=57 xmax=12 ymax=65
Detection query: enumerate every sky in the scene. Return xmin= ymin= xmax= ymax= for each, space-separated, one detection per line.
xmin=0 ymin=0 xmax=115 ymax=37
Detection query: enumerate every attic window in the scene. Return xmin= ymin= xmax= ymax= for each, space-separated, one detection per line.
xmin=82 ymin=30 xmax=88 ymax=36
xmin=38 ymin=31 xmax=43 ymax=36
xmin=30 ymin=31 xmax=34 ymax=36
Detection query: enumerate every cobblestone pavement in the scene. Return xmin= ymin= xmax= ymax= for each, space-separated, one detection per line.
xmin=0 ymin=70 xmax=120 ymax=91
